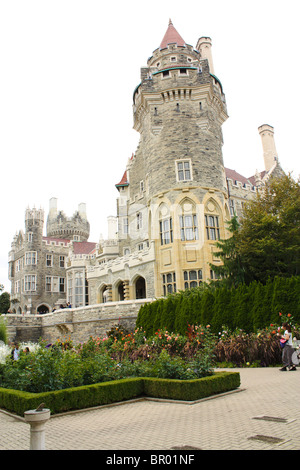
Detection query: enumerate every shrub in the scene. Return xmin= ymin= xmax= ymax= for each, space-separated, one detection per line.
xmin=0 ymin=316 xmax=8 ymax=344
xmin=0 ymin=372 xmax=240 ymax=416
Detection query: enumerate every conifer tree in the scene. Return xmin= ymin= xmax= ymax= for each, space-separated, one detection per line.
xmin=210 ymin=215 xmax=247 ymax=288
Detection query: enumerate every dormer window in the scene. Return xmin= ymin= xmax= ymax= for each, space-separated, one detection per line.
xmin=170 ymin=56 xmax=177 ymax=62
xmin=162 ymin=70 xmax=170 ymax=78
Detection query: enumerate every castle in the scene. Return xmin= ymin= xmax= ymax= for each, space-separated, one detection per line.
xmin=8 ymin=21 xmax=283 ymax=314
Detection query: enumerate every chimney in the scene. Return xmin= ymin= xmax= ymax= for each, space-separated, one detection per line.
xmin=196 ymin=37 xmax=215 ymax=75
xmin=78 ymin=203 xmax=87 ymax=219
xmin=49 ymin=197 xmax=58 ymax=219
xmin=258 ymin=124 xmax=279 ymax=172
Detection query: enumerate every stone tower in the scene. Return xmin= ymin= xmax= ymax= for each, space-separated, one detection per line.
xmin=86 ymin=21 xmax=285 ymax=304
xmin=109 ymin=21 xmax=230 ymax=297
xmin=131 ymin=20 xmax=228 ymax=198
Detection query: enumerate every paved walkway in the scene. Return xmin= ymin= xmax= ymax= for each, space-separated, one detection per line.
xmin=0 ymin=368 xmax=299 ymax=451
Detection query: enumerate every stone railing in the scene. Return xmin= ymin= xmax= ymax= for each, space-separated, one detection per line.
xmin=5 ymin=298 xmax=154 ymax=344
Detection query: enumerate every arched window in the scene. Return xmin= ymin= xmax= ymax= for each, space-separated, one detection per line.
xmin=135 ymin=276 xmax=146 ymax=299
xmin=179 ymin=199 xmax=198 ymax=241
xmin=159 ymin=204 xmax=173 ymax=245
xmin=205 ymin=199 xmax=222 ymax=240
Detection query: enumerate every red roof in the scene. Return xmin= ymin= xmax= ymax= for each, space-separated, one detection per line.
xmin=116 ymin=170 xmax=129 ymax=187
xmin=160 ymin=20 xmax=186 ymax=49
xmin=225 ymin=168 xmax=262 ymax=187
xmin=225 ymin=168 xmax=251 ymax=186
xmin=72 ymin=241 xmax=97 ymax=255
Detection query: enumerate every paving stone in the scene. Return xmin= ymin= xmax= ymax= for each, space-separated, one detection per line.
xmin=0 ymin=368 xmax=299 ymax=450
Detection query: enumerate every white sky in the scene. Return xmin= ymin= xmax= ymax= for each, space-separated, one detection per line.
xmin=0 ymin=0 xmax=299 ymax=292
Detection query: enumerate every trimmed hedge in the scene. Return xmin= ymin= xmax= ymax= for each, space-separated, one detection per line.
xmin=0 ymin=371 xmax=240 ymax=416
xmin=143 ymin=371 xmax=240 ymax=401
xmin=137 ymin=276 xmax=300 ymax=335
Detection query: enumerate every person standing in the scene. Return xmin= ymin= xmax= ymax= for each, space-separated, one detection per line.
xmin=11 ymin=343 xmax=20 ymax=361
xmin=280 ymin=322 xmax=296 ymax=371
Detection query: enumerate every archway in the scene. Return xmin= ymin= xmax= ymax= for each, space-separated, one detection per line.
xmin=37 ymin=304 xmax=49 ymax=314
xmin=135 ymin=276 xmax=146 ymax=299
xmin=99 ymin=285 xmax=108 ymax=303
xmin=117 ymin=282 xmax=125 ymax=301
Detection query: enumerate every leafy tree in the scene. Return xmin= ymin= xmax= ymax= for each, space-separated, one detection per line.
xmin=238 ymin=173 xmax=300 ymax=283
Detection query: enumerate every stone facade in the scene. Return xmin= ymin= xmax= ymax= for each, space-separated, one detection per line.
xmin=8 ymin=199 xmax=97 ymax=314
xmin=85 ymin=21 xmax=284 ymax=302
xmin=7 ymin=21 xmax=285 ymax=344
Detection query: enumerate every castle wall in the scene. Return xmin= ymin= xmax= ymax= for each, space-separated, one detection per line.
xmin=5 ymin=299 xmax=151 ymax=344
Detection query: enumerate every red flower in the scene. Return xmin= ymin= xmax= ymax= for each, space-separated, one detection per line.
xmin=279 ymin=312 xmax=282 ymax=316
xmin=287 ymin=313 xmax=291 ymax=317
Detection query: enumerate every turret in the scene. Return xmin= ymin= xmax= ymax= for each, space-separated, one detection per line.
xmin=46 ymin=198 xmax=90 ymax=241
xmin=132 ymin=20 xmax=228 ymax=197
xmin=25 ymin=207 xmax=44 ymax=246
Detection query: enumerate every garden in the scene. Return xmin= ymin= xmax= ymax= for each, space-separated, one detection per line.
xmin=0 ymin=322 xmax=243 ymax=415
xmin=0 ymin=311 xmax=298 ymax=395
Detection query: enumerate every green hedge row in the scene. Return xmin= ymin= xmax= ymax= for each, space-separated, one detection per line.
xmin=0 ymin=371 xmax=240 ymax=416
xmin=137 ymin=276 xmax=300 ymax=335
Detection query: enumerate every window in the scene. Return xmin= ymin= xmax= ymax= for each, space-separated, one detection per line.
xmin=59 ymin=256 xmax=65 ymax=268
xmin=160 ymin=218 xmax=173 ymax=245
xmin=68 ymin=278 xmax=73 ymax=304
xmin=28 ymin=232 xmax=33 ymax=242
xmin=162 ymin=70 xmax=170 ymax=78
xmin=140 ymin=180 xmax=144 ymax=193
xmin=170 ymin=56 xmax=177 ymax=62
xmin=210 ymin=269 xmax=220 ymax=280
xmin=24 ymin=275 xmax=36 ymax=292
xmin=123 ymin=217 xmax=128 ymax=234
xmin=180 ymin=215 xmax=199 ymax=241
xmin=162 ymin=272 xmax=176 ymax=296
xmin=46 ymin=254 xmax=53 ymax=267
xmin=179 ymin=68 xmax=187 ymax=75
xmin=59 ymin=277 xmax=65 ymax=293
xmin=16 ymin=258 xmax=23 ymax=272
xmin=229 ymin=199 xmax=235 ymax=217
xmin=176 ymin=160 xmax=192 ymax=181
xmin=25 ymin=251 xmax=37 ymax=265
xmin=184 ymin=270 xmax=202 ymax=289
xmin=45 ymin=276 xmax=60 ymax=292
xmin=137 ymin=212 xmax=142 ymax=230
xmin=205 ymin=215 xmax=220 ymax=240
xmin=75 ymin=271 xmax=84 ymax=307
xmin=45 ymin=276 xmax=52 ymax=292
xmin=15 ymin=280 xmax=20 ymax=293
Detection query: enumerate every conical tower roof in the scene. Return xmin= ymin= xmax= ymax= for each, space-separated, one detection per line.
xmin=160 ymin=19 xmax=186 ymax=49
